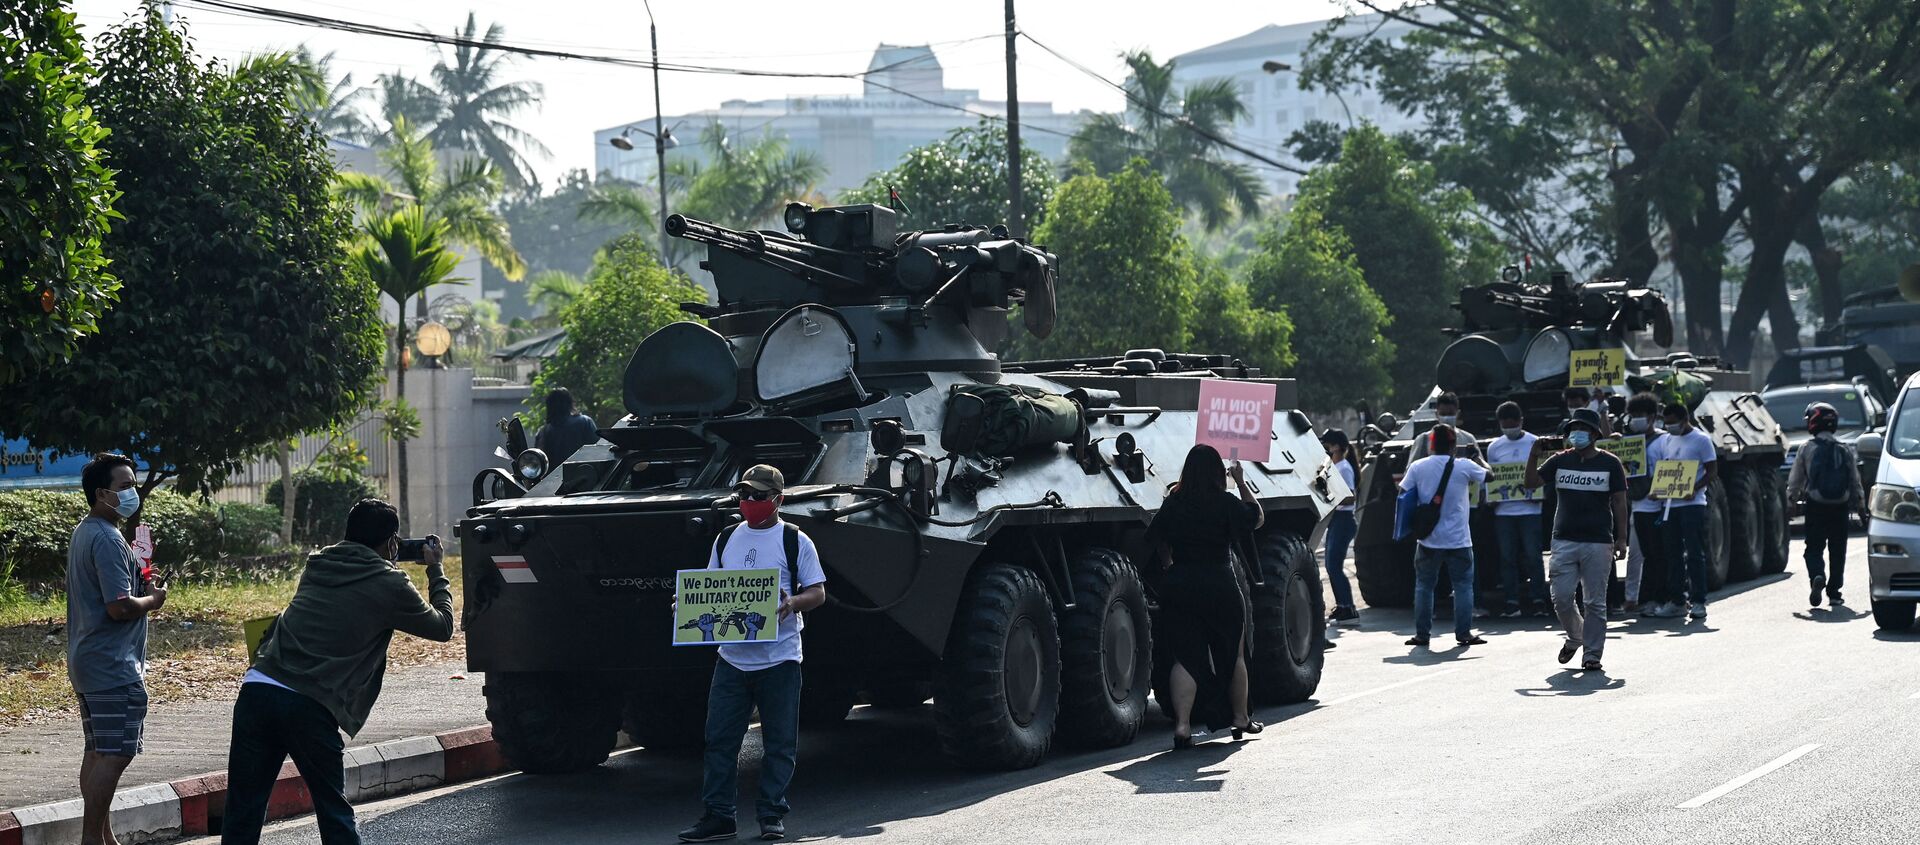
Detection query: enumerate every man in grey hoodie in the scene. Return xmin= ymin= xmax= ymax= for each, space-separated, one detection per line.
xmin=219 ymin=499 xmax=453 ymax=845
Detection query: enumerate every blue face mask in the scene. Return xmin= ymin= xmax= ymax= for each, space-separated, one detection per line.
xmin=114 ymin=487 xmax=140 ymax=518
xmin=1567 ymin=430 xmax=1593 ymax=450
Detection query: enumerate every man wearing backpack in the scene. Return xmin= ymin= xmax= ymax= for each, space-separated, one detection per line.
xmin=680 ymin=465 xmax=827 ymax=843
xmin=1788 ymin=402 xmax=1868 ymax=607
xmin=1398 ymin=423 xmax=1491 ymax=648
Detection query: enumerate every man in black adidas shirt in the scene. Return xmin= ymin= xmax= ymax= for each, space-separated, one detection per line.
xmin=1525 ymin=409 xmax=1629 ymax=671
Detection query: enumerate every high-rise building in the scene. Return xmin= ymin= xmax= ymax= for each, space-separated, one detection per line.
xmin=594 ymin=45 xmax=1089 ymax=201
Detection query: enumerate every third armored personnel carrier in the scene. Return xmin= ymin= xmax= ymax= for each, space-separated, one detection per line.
xmin=1350 ymin=268 xmax=1790 ymax=608
xmin=458 ymin=202 xmax=1342 ymax=773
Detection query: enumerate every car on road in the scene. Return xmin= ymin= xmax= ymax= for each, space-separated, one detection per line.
xmin=1762 ymin=380 xmax=1889 ymax=506
xmin=1867 ymin=371 xmax=1920 ymax=631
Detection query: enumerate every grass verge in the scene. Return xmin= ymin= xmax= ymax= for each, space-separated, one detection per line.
xmin=0 ymin=558 xmax=464 ymax=727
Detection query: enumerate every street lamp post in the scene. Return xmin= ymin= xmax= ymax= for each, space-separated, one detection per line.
xmin=645 ymin=0 xmax=668 ymax=258
xmin=1263 ymin=59 xmax=1353 ymax=128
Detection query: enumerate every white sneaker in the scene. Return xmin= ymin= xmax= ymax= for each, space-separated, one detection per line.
xmin=1689 ymin=602 xmax=1708 ymax=620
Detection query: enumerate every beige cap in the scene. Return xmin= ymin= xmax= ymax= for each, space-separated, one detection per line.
xmin=736 ymin=464 xmax=786 ymax=493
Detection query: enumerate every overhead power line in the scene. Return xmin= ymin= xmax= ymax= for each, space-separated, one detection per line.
xmin=1018 ymin=31 xmax=1308 ymax=176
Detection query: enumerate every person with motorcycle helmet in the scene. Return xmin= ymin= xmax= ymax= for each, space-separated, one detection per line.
xmin=1787 ymin=402 xmax=1867 ymax=608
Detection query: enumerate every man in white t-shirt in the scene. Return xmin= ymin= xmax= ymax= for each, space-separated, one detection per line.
xmin=1398 ymin=424 xmax=1491 ymax=647
xmin=1648 ymin=403 xmax=1717 ymax=620
xmin=681 ymin=465 xmax=827 ymax=844
xmin=1486 ymin=402 xmax=1547 ymax=617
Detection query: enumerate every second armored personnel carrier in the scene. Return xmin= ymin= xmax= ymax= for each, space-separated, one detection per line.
xmin=1350 ymin=269 xmax=1790 ymax=608
xmin=459 ymin=202 xmax=1342 ymax=773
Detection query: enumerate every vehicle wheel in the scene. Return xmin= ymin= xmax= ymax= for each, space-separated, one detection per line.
xmin=1354 ymin=540 xmax=1414 ymax=608
xmin=1248 ymin=530 xmax=1325 ymax=705
xmin=485 ymin=672 xmax=621 ymax=773
xmin=1872 ymin=600 xmax=1916 ymax=631
xmin=1757 ymin=460 xmax=1791 ymax=575
xmin=621 ymin=668 xmax=710 ymax=753
xmin=933 ymin=563 xmax=1061 ymax=769
xmin=1721 ymin=463 xmax=1764 ymax=582
xmin=1056 ymin=547 xmax=1151 ymax=749
xmin=865 ymin=681 xmax=933 ymax=709
xmin=799 ymin=672 xmax=859 ymax=728
xmin=1706 ymin=476 xmax=1731 ymax=593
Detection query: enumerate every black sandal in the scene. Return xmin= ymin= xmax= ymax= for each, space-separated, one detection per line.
xmin=1231 ymin=721 xmax=1264 ymax=740
xmin=1173 ymin=733 xmax=1194 ymax=750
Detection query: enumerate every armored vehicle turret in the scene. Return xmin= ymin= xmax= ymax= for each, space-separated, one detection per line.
xmin=459 ymin=203 xmax=1342 ymax=773
xmin=1350 ymin=268 xmax=1789 ymax=608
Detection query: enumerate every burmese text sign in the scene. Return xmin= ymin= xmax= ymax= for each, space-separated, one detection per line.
xmin=674 ymin=567 xmax=781 ymax=645
xmin=1569 ymin=348 xmax=1626 ymax=389
xmin=1197 ymin=379 xmax=1275 ymax=462
xmin=1650 ymin=460 xmax=1700 ymax=500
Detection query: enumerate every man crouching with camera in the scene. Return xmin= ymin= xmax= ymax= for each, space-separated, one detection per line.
xmin=221 ymin=499 xmax=455 ymax=845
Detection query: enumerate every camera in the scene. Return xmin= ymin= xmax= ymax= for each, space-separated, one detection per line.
xmin=396 ymin=536 xmax=440 ymax=562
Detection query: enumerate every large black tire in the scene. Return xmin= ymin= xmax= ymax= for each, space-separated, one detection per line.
xmin=1354 ymin=540 xmax=1414 ymax=608
xmin=485 ymin=672 xmax=621 ymax=773
xmin=1722 ymin=463 xmax=1765 ymax=583
xmin=1872 ymin=599 xmax=1916 ymax=632
xmin=1056 ymin=547 xmax=1151 ymax=749
xmin=1757 ymin=461 xmax=1791 ymax=575
xmin=933 ymin=564 xmax=1061 ymax=769
xmin=798 ymin=672 xmax=859 ymax=728
xmin=622 ymin=668 xmax=710 ymax=753
xmin=1706 ymin=476 xmax=1731 ymax=593
xmin=1249 ymin=530 xmax=1326 ymax=705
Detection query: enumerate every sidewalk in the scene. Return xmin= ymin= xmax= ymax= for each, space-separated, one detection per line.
xmin=0 ymin=661 xmax=485 ymax=809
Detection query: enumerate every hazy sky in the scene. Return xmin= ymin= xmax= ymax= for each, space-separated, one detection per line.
xmin=70 ymin=0 xmax=1351 ymax=187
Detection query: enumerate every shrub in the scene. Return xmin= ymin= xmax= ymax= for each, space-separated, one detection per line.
xmin=0 ymin=488 xmax=285 ymax=586
xmin=267 ymin=470 xmax=382 ymax=548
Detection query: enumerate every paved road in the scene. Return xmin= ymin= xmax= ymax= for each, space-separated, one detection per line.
xmin=189 ymin=536 xmax=1918 ymax=844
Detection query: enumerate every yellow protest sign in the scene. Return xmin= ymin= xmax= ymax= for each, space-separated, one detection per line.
xmin=1569 ymin=348 xmax=1626 ymax=388
xmin=1595 ymin=434 xmax=1647 ymax=477
xmin=674 ymin=568 xmax=782 ymax=646
xmin=1484 ymin=462 xmax=1539 ymax=504
xmin=1650 ymin=459 xmax=1699 ymax=500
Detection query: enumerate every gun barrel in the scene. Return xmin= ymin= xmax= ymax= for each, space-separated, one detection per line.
xmin=665 ymin=213 xmax=814 ymax=262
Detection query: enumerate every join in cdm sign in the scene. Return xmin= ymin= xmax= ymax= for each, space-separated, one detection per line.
xmin=0 ymin=437 xmax=90 ymax=490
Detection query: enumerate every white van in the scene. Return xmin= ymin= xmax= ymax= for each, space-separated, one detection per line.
xmin=1866 ymin=371 xmax=1920 ymax=631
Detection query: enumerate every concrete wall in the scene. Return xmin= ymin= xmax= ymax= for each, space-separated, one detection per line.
xmin=395 ymin=369 xmax=530 ymax=545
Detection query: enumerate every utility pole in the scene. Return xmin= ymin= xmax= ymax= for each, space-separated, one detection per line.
xmin=1004 ymin=0 xmax=1024 ymax=238
xmin=646 ymin=0 xmax=669 ymax=259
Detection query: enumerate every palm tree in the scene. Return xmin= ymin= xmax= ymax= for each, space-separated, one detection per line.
xmin=287 ymin=46 xmax=376 ymax=143
xmin=425 ymin=13 xmax=549 ymax=190
xmin=526 ymin=269 xmax=585 ymax=321
xmin=371 ymin=71 xmax=445 ymax=134
xmin=352 ymin=205 xmax=464 ymax=532
xmin=1067 ymin=50 xmax=1265 ymax=230
xmin=675 ymin=123 xmax=827 ymax=228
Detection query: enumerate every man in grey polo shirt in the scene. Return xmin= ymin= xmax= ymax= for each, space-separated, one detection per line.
xmin=68 ymin=453 xmax=168 ymax=845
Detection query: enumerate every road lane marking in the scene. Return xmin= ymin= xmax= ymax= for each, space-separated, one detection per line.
xmin=1318 ymin=667 xmax=1465 ymax=708
xmin=1676 ymin=744 xmax=1821 ymax=809
xmin=1910 ymin=690 xmax=1920 ymax=699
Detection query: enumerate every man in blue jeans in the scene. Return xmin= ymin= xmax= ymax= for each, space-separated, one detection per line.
xmin=1399 ymin=424 xmax=1490 ymax=648
xmin=681 ymin=465 xmax=827 ymax=843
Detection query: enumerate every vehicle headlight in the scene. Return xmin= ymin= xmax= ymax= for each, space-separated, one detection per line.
xmin=514 ymin=448 xmax=550 ymax=482
xmin=1522 ymin=328 xmax=1573 ymax=385
xmin=1868 ymin=484 xmax=1920 ymax=523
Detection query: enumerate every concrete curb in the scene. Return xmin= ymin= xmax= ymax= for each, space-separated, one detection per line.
xmin=0 ymin=724 xmax=507 ymax=845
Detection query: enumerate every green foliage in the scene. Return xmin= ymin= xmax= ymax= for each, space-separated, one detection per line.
xmin=424 ymin=13 xmax=549 ymax=190
xmin=0 ymin=12 xmax=384 ymax=495
xmin=1293 ymin=127 xmax=1498 ymax=409
xmin=532 ymin=233 xmax=708 ymax=424
xmin=0 ymin=1 xmax=121 ymax=383
xmin=673 ymin=123 xmax=827 ymax=230
xmin=1187 ymin=261 xmax=1295 ymax=376
xmin=841 ymin=120 xmax=1057 ymax=232
xmin=338 ymin=118 xmax=525 ymax=281
xmin=266 ymin=469 xmax=381 ymax=548
xmin=1244 ymin=207 xmax=1395 ymax=412
xmin=0 ymin=489 xmax=282 ymax=585
xmin=1016 ymin=162 xmax=1196 ymax=359
xmin=1067 ymin=50 xmax=1264 ymax=230
xmin=1813 ymin=160 xmax=1920 ymax=299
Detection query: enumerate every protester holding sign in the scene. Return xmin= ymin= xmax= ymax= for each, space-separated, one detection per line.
xmin=1398 ymin=424 xmax=1491 ymax=648
xmin=1486 ymin=402 xmax=1548 ymax=618
xmin=1622 ymin=393 xmax=1673 ymax=615
xmin=1647 ymin=404 xmax=1717 ymax=620
xmin=682 ymin=465 xmax=826 ymax=844
xmin=1525 ymin=409 xmax=1629 ymax=671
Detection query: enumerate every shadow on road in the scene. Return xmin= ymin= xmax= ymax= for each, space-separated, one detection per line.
xmin=1105 ymin=740 xmax=1245 ymax=794
xmin=1794 ymin=606 xmax=1870 ymax=623
xmin=1381 ymin=648 xmax=1485 ymax=666
xmin=1514 ymin=671 xmax=1627 ymax=697
xmin=1870 ymin=627 xmax=1920 ymax=642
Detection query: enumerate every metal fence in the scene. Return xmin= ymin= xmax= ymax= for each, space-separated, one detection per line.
xmin=213 ymin=413 xmax=391 ymax=506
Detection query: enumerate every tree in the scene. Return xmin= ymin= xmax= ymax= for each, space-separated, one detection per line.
xmin=526 ymin=269 xmax=585 ymax=321
xmin=673 ymin=123 xmax=826 ymax=229
xmin=1014 ymin=162 xmax=1197 ymax=359
xmin=841 ymin=120 xmax=1057 ymax=232
xmin=1067 ymin=50 xmax=1265 ymax=230
xmin=425 ymin=12 xmax=549 ymax=190
xmin=0 ymin=0 xmax=120 ymax=384
xmin=1188 ymin=260 xmax=1295 ymax=377
xmin=0 ymin=11 xmax=383 ymax=495
xmin=336 ymin=118 xmax=526 ymax=288
xmin=370 ymin=71 xmax=443 ymax=132
xmin=531 ymin=234 xmax=707 ymax=424
xmin=1293 ymin=126 xmax=1498 ymax=410
xmin=288 ymin=46 xmax=374 ymax=143
xmin=1243 ymin=208 xmax=1395 ymax=413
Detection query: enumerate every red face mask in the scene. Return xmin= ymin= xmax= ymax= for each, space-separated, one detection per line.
xmin=740 ymin=497 xmax=779 ymax=524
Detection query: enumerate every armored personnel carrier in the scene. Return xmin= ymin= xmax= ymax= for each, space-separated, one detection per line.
xmin=459 ymin=202 xmax=1341 ymax=773
xmin=1350 ymin=268 xmax=1790 ymax=608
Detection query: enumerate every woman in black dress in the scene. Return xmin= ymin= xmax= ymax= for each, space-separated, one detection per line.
xmin=1146 ymin=444 xmax=1267 ymax=749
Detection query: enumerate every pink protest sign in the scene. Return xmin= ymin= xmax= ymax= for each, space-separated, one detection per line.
xmin=1197 ymin=379 xmax=1276 ymax=462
